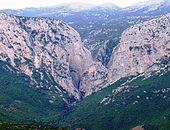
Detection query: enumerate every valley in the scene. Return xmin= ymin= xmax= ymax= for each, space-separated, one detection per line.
xmin=0 ymin=0 xmax=169 ymax=130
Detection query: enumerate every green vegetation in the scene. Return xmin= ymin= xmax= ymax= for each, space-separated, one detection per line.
xmin=0 ymin=60 xmax=169 ymax=130
xmin=0 ymin=122 xmax=69 ymax=130
xmin=0 ymin=61 xmax=69 ymax=125
xmin=60 ymin=72 xmax=170 ymax=130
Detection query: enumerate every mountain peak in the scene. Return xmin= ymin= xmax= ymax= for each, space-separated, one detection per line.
xmin=99 ymin=2 xmax=121 ymax=9
xmin=65 ymin=2 xmax=95 ymax=11
xmin=129 ymin=0 xmax=169 ymax=8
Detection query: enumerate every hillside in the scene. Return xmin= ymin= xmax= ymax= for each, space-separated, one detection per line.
xmin=0 ymin=61 xmax=70 ymax=124
xmin=0 ymin=122 xmax=68 ymax=130
xmin=1 ymin=0 xmax=170 ymax=65
xmin=0 ymin=60 xmax=169 ymax=130
xmin=61 ymin=70 xmax=170 ymax=130
xmin=0 ymin=1 xmax=169 ymax=130
xmin=0 ymin=12 xmax=108 ymax=99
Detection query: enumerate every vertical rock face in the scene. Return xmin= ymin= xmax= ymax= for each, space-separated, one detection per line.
xmin=0 ymin=12 xmax=169 ymax=100
xmin=0 ymin=13 xmax=108 ymax=99
xmin=80 ymin=62 xmax=109 ymax=96
xmin=109 ymin=14 xmax=170 ymax=83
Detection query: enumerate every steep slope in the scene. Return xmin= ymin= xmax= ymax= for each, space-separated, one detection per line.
xmin=1 ymin=1 xmax=170 ymax=66
xmin=124 ymin=0 xmax=170 ymax=15
xmin=0 ymin=57 xmax=169 ymax=130
xmin=99 ymin=3 xmax=121 ymax=10
xmin=61 ymin=70 xmax=170 ymax=130
xmin=0 ymin=61 xmax=69 ymax=124
xmin=109 ymin=13 xmax=170 ymax=83
xmin=0 ymin=9 xmax=169 ymax=130
xmin=0 ymin=12 xmax=169 ymax=99
xmin=0 ymin=13 xmax=108 ymax=99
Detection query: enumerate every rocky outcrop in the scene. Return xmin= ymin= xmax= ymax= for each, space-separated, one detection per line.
xmin=0 ymin=13 xmax=108 ymax=99
xmin=131 ymin=125 xmax=145 ymax=130
xmin=80 ymin=62 xmax=109 ymax=96
xmin=0 ymin=12 xmax=169 ymax=100
xmin=109 ymin=13 xmax=170 ymax=83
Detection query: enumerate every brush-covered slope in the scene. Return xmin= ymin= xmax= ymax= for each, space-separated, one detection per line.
xmin=0 ymin=61 xmax=70 ymax=124
xmin=0 ymin=12 xmax=169 ymax=130
xmin=61 ymin=70 xmax=170 ymax=130
xmin=0 ymin=122 xmax=69 ymax=130
xmin=0 ymin=60 xmax=169 ymax=130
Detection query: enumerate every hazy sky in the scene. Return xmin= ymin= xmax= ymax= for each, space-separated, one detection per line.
xmin=0 ymin=0 xmax=148 ymax=9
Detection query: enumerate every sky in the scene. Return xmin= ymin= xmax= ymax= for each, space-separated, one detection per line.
xmin=0 ymin=0 xmax=148 ymax=9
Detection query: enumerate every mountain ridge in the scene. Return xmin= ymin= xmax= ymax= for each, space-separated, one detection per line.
xmin=0 ymin=12 xmax=109 ymax=99
xmin=1 ymin=0 xmax=170 ymax=67
xmin=0 ymin=3 xmax=169 ymax=130
xmin=0 ymin=12 xmax=169 ymax=99
xmin=108 ymin=13 xmax=170 ymax=83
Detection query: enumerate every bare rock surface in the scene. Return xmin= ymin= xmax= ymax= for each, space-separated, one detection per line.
xmin=0 ymin=12 xmax=169 ymax=100
xmin=0 ymin=13 xmax=108 ymax=99
xmin=109 ymin=13 xmax=170 ymax=83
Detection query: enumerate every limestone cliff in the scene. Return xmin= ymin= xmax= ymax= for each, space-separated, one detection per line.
xmin=109 ymin=13 xmax=170 ymax=83
xmin=0 ymin=13 xmax=108 ymax=99
xmin=0 ymin=12 xmax=169 ymax=100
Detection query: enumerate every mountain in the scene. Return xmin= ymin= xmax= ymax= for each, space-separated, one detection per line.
xmin=1 ymin=0 xmax=169 ymax=65
xmin=0 ymin=2 xmax=170 ymax=130
xmin=66 ymin=2 xmax=95 ymax=11
xmin=0 ymin=13 xmax=108 ymax=99
xmin=1 ymin=12 xmax=169 ymax=101
xmin=1 ymin=0 xmax=170 ymax=66
xmin=0 ymin=60 xmax=69 ymax=124
xmin=98 ymin=3 xmax=121 ymax=10
xmin=124 ymin=0 xmax=170 ymax=15
xmin=0 ymin=55 xmax=170 ymax=130
xmin=109 ymin=13 xmax=170 ymax=83
xmin=0 ymin=59 xmax=169 ymax=129
xmin=0 ymin=2 xmax=96 ymax=17
xmin=61 ymin=70 xmax=170 ymax=130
